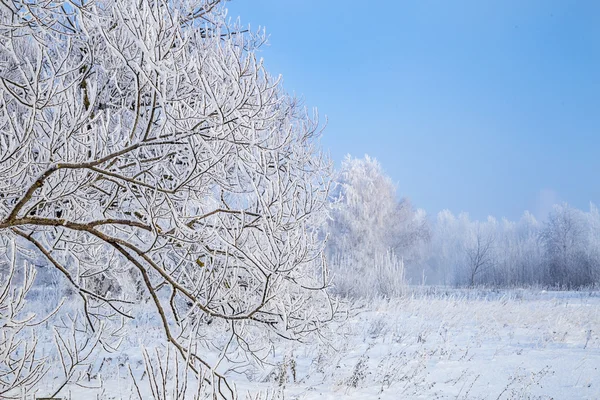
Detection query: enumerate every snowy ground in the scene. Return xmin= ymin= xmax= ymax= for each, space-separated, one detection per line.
xmin=20 ymin=288 xmax=600 ymax=399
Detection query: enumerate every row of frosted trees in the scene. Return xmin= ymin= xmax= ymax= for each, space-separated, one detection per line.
xmin=325 ymin=155 xmax=600 ymax=297
xmin=421 ymin=204 xmax=600 ymax=289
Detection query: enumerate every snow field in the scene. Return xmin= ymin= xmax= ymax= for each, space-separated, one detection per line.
xmin=21 ymin=289 xmax=600 ymax=399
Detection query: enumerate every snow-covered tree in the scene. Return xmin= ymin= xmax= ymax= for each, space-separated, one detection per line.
xmin=584 ymin=204 xmax=600 ymax=284
xmin=327 ymin=156 xmax=398 ymax=260
xmin=0 ymin=1 xmax=333 ymax=396
xmin=421 ymin=210 xmax=467 ymax=286
xmin=501 ymin=212 xmax=544 ymax=286
xmin=541 ymin=203 xmax=599 ymax=288
xmin=325 ymin=155 xmax=428 ymax=297
xmin=463 ymin=217 xmax=497 ymax=287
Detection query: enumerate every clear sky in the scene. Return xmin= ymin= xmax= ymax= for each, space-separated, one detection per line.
xmin=226 ymin=0 xmax=600 ymax=221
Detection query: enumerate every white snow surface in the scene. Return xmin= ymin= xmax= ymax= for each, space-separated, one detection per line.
xmin=22 ymin=288 xmax=600 ymax=399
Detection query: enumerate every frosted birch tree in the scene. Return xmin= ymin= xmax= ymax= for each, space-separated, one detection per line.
xmin=0 ymin=0 xmax=333 ymax=397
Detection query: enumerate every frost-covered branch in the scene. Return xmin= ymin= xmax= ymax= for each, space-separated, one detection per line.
xmin=0 ymin=0 xmax=334 ymax=397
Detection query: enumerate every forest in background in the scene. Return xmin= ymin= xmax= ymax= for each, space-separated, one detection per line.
xmin=326 ymin=155 xmax=600 ymax=296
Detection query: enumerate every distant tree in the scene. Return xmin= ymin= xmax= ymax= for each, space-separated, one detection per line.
xmin=464 ymin=221 xmax=496 ymax=287
xmin=394 ymin=199 xmax=430 ymax=264
xmin=542 ymin=203 xmax=600 ymax=288
xmin=424 ymin=210 xmax=462 ymax=285
xmin=541 ymin=204 xmax=589 ymax=288
xmin=325 ymin=155 xmax=428 ymax=296
xmin=514 ymin=212 xmax=544 ymax=285
xmin=490 ymin=212 xmax=544 ymax=287
xmin=326 ymin=155 xmax=399 ymax=262
xmin=0 ymin=1 xmax=333 ymax=397
xmin=584 ymin=204 xmax=600 ymax=284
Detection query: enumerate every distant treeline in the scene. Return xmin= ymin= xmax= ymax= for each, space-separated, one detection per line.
xmin=419 ymin=204 xmax=600 ymax=289
xmin=325 ymin=155 xmax=600 ymax=297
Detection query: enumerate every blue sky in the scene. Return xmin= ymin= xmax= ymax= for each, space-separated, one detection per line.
xmin=227 ymin=0 xmax=600 ymax=221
